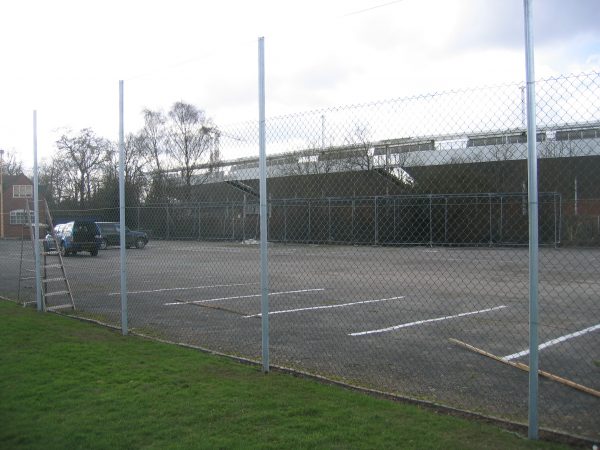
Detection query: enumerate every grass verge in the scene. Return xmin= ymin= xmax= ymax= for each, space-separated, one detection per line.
xmin=0 ymin=301 xmax=570 ymax=449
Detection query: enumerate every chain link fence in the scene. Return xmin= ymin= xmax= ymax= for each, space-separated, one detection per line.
xmin=1 ymin=71 xmax=599 ymax=441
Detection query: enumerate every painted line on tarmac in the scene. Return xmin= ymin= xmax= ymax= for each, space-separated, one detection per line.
xmin=164 ymin=288 xmax=325 ymax=306
xmin=349 ymin=305 xmax=508 ymax=336
xmin=164 ymin=246 xmax=245 ymax=253
xmin=243 ymin=296 xmax=405 ymax=318
xmin=108 ymin=282 xmax=258 ymax=296
xmin=445 ymin=258 xmax=523 ymax=264
xmin=502 ymin=323 xmax=600 ymax=361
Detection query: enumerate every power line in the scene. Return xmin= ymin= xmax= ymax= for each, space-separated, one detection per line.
xmin=340 ymin=0 xmax=407 ymax=18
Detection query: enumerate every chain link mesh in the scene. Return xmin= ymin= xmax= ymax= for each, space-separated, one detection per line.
xmin=1 ymin=72 xmax=598 ymax=440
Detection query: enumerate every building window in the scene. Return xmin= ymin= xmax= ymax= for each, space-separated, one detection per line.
xmin=13 ymin=185 xmax=33 ymax=198
xmin=10 ymin=209 xmax=32 ymax=225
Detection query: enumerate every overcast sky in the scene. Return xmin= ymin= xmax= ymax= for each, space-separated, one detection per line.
xmin=1 ymin=0 xmax=599 ymax=169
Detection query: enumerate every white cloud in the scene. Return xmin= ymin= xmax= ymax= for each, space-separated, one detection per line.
xmin=1 ymin=0 xmax=599 ymax=168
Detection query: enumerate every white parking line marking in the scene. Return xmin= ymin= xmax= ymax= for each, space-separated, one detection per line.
xmin=243 ymin=296 xmax=405 ymax=318
xmin=349 ymin=305 xmax=508 ymax=336
xmin=109 ymin=282 xmax=257 ymax=296
xmin=164 ymin=288 xmax=325 ymax=306
xmin=502 ymin=323 xmax=600 ymax=361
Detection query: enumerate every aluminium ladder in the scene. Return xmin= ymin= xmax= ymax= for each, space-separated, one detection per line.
xmin=23 ymin=199 xmax=75 ymax=312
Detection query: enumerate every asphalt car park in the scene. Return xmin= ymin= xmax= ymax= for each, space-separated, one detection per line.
xmin=2 ymin=239 xmax=599 ymax=439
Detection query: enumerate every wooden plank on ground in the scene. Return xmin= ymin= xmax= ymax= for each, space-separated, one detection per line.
xmin=449 ymin=338 xmax=600 ymax=399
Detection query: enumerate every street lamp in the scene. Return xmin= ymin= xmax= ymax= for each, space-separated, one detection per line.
xmin=0 ymin=148 xmax=4 ymax=238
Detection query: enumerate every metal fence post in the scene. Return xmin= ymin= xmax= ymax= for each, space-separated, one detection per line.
xmin=231 ymin=205 xmax=235 ymax=240
xmin=308 ymin=200 xmax=311 ymax=242
xmin=445 ymin=197 xmax=449 ymax=244
xmin=283 ymin=199 xmax=287 ymax=243
xmin=242 ymin=195 xmax=246 ymax=242
xmin=352 ymin=199 xmax=355 ymax=244
xmin=393 ymin=197 xmax=397 ymax=243
xmin=374 ymin=196 xmax=378 ymax=244
xmin=33 ymin=110 xmax=42 ymax=312
xmin=489 ymin=193 xmax=493 ymax=246
xmin=524 ymin=0 xmax=539 ymax=439
xmin=429 ymin=195 xmax=433 ymax=247
xmin=119 ymin=80 xmax=128 ymax=336
xmin=554 ymin=194 xmax=558 ymax=248
xmin=328 ymin=197 xmax=332 ymax=242
xmin=500 ymin=196 xmax=504 ymax=244
xmin=558 ymin=194 xmax=562 ymax=245
xmin=258 ymin=36 xmax=269 ymax=373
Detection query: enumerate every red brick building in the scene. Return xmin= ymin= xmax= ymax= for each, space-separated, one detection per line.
xmin=1 ymin=174 xmax=48 ymax=239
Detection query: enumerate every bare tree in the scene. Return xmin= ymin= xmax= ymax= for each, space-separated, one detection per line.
xmin=1 ymin=150 xmax=24 ymax=176
xmin=125 ymin=133 xmax=149 ymax=189
xmin=105 ymin=133 xmax=148 ymax=191
xmin=342 ymin=124 xmax=374 ymax=171
xmin=141 ymin=109 xmax=167 ymax=174
xmin=166 ymin=102 xmax=220 ymax=192
xmin=55 ymin=128 xmax=111 ymax=207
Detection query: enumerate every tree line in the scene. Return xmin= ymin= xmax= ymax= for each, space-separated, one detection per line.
xmin=40 ymin=102 xmax=220 ymax=210
xmin=0 ymin=150 xmax=24 ymax=176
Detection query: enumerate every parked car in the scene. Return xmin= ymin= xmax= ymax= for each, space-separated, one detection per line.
xmin=95 ymin=222 xmax=149 ymax=249
xmin=53 ymin=220 xmax=102 ymax=256
xmin=43 ymin=223 xmax=65 ymax=252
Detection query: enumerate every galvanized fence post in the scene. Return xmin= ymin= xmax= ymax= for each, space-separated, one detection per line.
xmin=283 ymin=199 xmax=287 ymax=243
xmin=258 ymin=36 xmax=269 ymax=373
xmin=523 ymin=0 xmax=539 ymax=439
xmin=351 ymin=199 xmax=356 ymax=244
xmin=374 ymin=196 xmax=378 ymax=244
xmin=429 ymin=194 xmax=433 ymax=247
xmin=489 ymin=193 xmax=493 ymax=246
xmin=33 ymin=110 xmax=42 ymax=312
xmin=308 ymin=200 xmax=311 ymax=242
xmin=119 ymin=80 xmax=128 ymax=336
xmin=328 ymin=197 xmax=332 ymax=242
xmin=445 ymin=197 xmax=449 ymax=243
xmin=393 ymin=197 xmax=397 ymax=242
xmin=500 ymin=196 xmax=504 ymax=243
xmin=242 ymin=195 xmax=247 ymax=242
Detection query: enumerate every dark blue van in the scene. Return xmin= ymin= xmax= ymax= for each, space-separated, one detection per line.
xmin=54 ymin=220 xmax=102 ymax=256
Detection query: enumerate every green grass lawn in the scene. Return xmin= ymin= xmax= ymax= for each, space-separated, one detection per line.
xmin=0 ymin=301 xmax=569 ymax=449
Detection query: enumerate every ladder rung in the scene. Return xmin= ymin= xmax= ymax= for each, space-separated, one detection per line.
xmin=43 ymin=277 xmax=67 ymax=283
xmin=47 ymin=304 xmax=74 ymax=311
xmin=20 ymin=276 xmax=36 ymax=280
xmin=44 ymin=290 xmax=70 ymax=298
xmin=44 ymin=264 xmax=62 ymax=269
xmin=42 ymin=251 xmax=59 ymax=256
